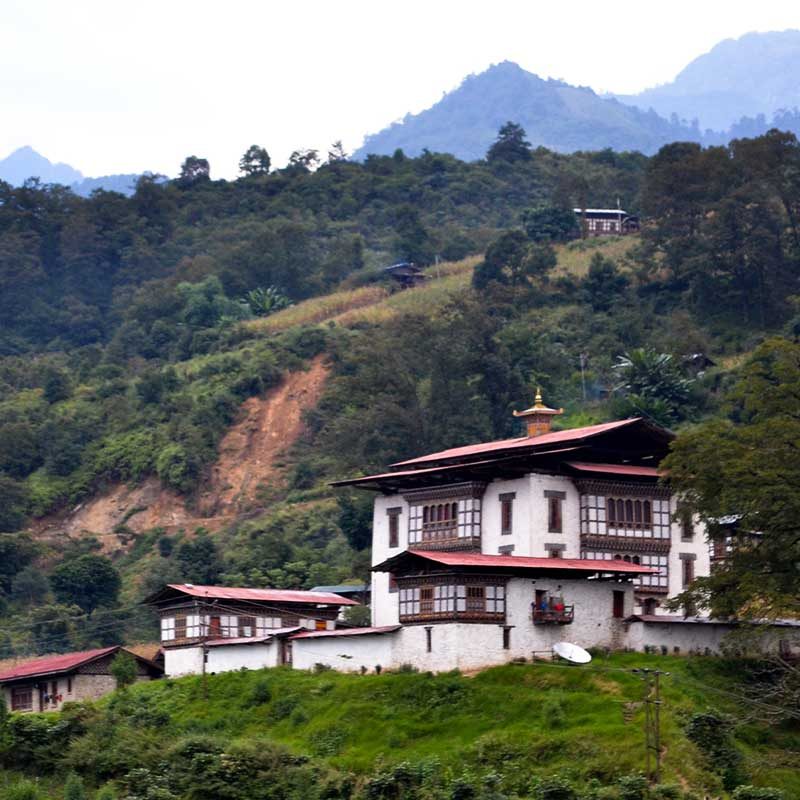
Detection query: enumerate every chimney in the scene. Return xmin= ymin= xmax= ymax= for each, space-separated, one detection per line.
xmin=513 ymin=388 xmax=563 ymax=437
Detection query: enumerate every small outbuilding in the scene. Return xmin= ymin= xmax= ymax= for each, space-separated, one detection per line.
xmin=0 ymin=646 xmax=163 ymax=713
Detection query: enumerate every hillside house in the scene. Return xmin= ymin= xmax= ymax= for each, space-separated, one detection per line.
xmin=384 ymin=262 xmax=426 ymax=288
xmin=0 ymin=646 xmax=162 ymax=713
xmin=574 ymin=208 xmax=640 ymax=236
xmin=145 ymin=584 xmax=358 ymax=676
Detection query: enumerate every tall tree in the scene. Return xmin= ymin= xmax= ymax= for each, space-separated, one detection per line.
xmin=50 ymin=555 xmax=121 ymax=613
xmin=663 ymin=338 xmax=800 ymax=619
xmin=177 ymin=155 xmax=211 ymax=188
xmin=487 ymin=122 xmax=532 ymax=164
xmin=239 ymin=145 xmax=271 ymax=177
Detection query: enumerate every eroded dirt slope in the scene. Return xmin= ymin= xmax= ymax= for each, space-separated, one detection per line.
xmin=32 ymin=357 xmax=330 ymax=551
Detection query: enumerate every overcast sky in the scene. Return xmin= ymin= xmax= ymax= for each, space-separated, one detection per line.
xmin=2 ymin=0 xmax=798 ymax=178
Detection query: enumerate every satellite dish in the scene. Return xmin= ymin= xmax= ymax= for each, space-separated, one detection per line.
xmin=553 ymin=641 xmax=592 ymax=664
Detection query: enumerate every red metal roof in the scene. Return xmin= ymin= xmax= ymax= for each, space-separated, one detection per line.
xmin=331 ymin=449 xmax=582 ymax=487
xmin=565 ymin=462 xmax=661 ymax=477
xmin=406 ymin=550 xmax=658 ymax=574
xmin=163 ymin=584 xmax=358 ymax=606
xmin=392 ymin=419 xmax=645 ymax=467
xmin=291 ymin=625 xmax=402 ymax=639
xmin=0 ymin=646 xmax=119 ymax=682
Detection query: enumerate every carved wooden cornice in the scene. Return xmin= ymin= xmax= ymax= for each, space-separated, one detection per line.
xmin=580 ymin=534 xmax=671 ymax=553
xmin=402 ymin=481 xmax=487 ymax=503
xmin=576 ymin=479 xmax=670 ymax=499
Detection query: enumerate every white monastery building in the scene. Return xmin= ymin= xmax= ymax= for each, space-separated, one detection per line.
xmin=148 ymin=394 xmax=798 ymax=676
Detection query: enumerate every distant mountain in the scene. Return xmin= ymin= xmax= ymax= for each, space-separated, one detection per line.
xmin=353 ymin=61 xmax=698 ymax=161
xmin=0 ymin=145 xmax=83 ymax=186
xmin=0 ymin=146 xmax=142 ymax=196
xmin=614 ymin=30 xmax=800 ymax=132
xmin=71 ymin=174 xmax=142 ymax=197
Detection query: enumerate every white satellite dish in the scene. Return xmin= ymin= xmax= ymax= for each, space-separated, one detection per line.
xmin=553 ymin=641 xmax=592 ymax=664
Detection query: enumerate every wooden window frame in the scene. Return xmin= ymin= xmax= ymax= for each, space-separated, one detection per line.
xmin=397 ymin=575 xmax=506 ymax=623
xmin=612 ymin=590 xmax=625 ymax=619
xmin=387 ymin=507 xmax=401 ymax=549
xmin=238 ymin=615 xmax=256 ymax=637
xmin=174 ymin=614 xmax=187 ymax=640
xmin=499 ymin=493 xmax=515 ymax=536
xmin=548 ymin=497 xmax=563 ymax=533
xmin=11 ymin=685 xmax=33 ymax=712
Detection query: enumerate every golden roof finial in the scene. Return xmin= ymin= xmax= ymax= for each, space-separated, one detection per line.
xmin=534 ymin=386 xmax=544 ymax=408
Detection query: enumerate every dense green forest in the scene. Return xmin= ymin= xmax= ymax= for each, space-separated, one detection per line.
xmin=2 ymin=127 xmax=800 ymax=659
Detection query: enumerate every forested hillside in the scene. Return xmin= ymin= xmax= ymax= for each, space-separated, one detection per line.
xmin=2 ymin=127 xmax=800 ymax=659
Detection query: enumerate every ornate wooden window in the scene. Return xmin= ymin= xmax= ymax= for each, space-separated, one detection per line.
xmin=238 ymin=616 xmax=256 ymax=637
xmin=11 ymin=686 xmax=33 ymax=712
xmin=174 ymin=614 xmax=187 ymax=640
xmin=404 ymin=483 xmax=485 ymax=550
xmin=398 ymin=575 xmax=506 ymax=623
xmin=578 ymin=482 xmax=670 ymax=540
xmin=581 ymin=550 xmax=669 ymax=591
xmin=680 ymin=554 xmax=696 ymax=588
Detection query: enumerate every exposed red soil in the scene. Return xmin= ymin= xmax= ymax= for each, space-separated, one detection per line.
xmin=31 ymin=357 xmax=330 ymax=553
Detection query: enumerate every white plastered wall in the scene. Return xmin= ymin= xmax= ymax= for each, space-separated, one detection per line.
xmin=292 ymin=634 xmax=395 ymax=673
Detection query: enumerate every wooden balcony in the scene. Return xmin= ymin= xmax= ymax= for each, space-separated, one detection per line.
xmin=532 ymin=605 xmax=574 ymax=625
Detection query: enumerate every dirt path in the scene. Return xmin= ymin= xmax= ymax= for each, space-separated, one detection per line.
xmin=31 ymin=357 xmax=330 ymax=551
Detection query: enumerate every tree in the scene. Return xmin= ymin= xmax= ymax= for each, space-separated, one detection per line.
xmin=0 ymin=474 xmax=29 ymax=532
xmin=244 ymin=286 xmax=292 ymax=317
xmin=110 ymin=650 xmax=138 ymax=689
xmin=472 ymin=230 xmax=529 ymax=289
xmin=176 ymin=532 xmax=221 ymax=584
xmin=64 ymin=772 xmax=88 ymax=800
xmin=522 ymin=205 xmax=579 ymax=242
xmin=29 ymin=603 xmax=80 ymax=653
xmin=613 ymin=349 xmax=692 ymax=425
xmin=581 ymin=253 xmax=630 ymax=311
xmin=10 ymin=566 xmax=49 ymax=606
xmin=239 ymin=145 xmax=271 ymax=177
xmin=50 ymin=555 xmax=121 ymax=613
xmin=487 ymin=122 xmax=532 ymax=164
xmin=287 ymin=149 xmax=319 ymax=173
xmin=326 ymin=141 xmax=348 ymax=163
xmin=177 ymin=156 xmax=211 ymax=188
xmin=663 ymin=339 xmax=800 ymax=620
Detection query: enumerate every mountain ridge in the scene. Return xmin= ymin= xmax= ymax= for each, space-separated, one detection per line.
xmin=353 ymin=60 xmax=699 ymax=160
xmin=0 ymin=145 xmax=144 ymax=196
xmin=614 ymin=29 xmax=800 ymax=131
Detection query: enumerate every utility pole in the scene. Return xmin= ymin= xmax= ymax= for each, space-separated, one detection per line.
xmin=632 ymin=668 xmax=668 ymax=783
xmin=579 ymin=353 xmax=587 ymax=401
xmin=196 ymin=598 xmax=208 ymax=703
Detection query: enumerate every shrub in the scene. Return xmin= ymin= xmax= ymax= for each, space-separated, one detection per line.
xmin=650 ymin=785 xmax=681 ymax=800
xmin=532 ymin=774 xmax=576 ymax=800
xmin=246 ymin=678 xmax=272 ymax=706
xmin=0 ymin=779 xmax=45 ymax=800
xmin=542 ymin=693 xmax=567 ymax=729
xmin=685 ymin=711 xmax=745 ymax=789
xmin=731 ymin=788 xmax=784 ymax=800
xmin=617 ymin=774 xmax=648 ymax=800
xmin=268 ymin=694 xmax=299 ymax=721
xmin=64 ymin=772 xmax=87 ymax=800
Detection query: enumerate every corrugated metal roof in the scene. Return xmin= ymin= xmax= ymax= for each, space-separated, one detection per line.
xmin=405 ymin=550 xmax=657 ymax=574
xmin=332 ymin=449 xmax=583 ymax=487
xmin=204 ymin=628 xmax=301 ymax=647
xmin=392 ymin=419 xmax=644 ymax=467
xmin=291 ymin=625 xmax=402 ymax=639
xmin=163 ymin=584 xmax=358 ymax=606
xmin=566 ymin=462 xmax=661 ymax=477
xmin=310 ymin=584 xmax=370 ymax=594
xmin=0 ymin=646 xmax=119 ymax=682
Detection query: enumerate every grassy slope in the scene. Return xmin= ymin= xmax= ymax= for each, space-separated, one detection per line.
xmin=38 ymin=654 xmax=799 ymax=797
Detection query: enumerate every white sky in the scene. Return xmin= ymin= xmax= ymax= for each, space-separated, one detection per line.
xmin=1 ymin=0 xmax=798 ymax=178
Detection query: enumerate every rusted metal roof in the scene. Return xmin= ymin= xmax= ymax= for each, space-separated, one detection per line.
xmin=152 ymin=584 xmax=358 ymax=606
xmin=0 ymin=646 xmax=120 ymax=682
xmin=565 ymin=462 xmax=661 ymax=477
xmin=291 ymin=625 xmax=402 ymax=639
xmin=373 ymin=549 xmax=657 ymax=576
xmin=391 ymin=419 xmax=651 ymax=467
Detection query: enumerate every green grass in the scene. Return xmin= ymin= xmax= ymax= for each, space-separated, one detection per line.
xmin=60 ymin=653 xmax=798 ymax=795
